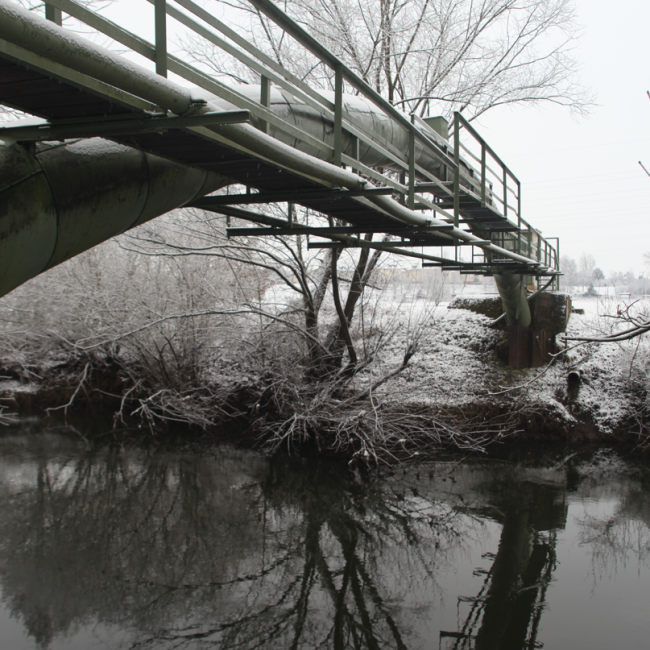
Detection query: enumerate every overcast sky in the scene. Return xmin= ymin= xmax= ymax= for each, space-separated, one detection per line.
xmin=477 ymin=0 xmax=650 ymax=277
xmin=101 ymin=0 xmax=650 ymax=278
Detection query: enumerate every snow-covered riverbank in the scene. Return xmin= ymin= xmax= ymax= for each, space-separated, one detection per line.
xmin=354 ymin=292 xmax=648 ymax=444
xmin=1 ymin=289 xmax=647 ymax=453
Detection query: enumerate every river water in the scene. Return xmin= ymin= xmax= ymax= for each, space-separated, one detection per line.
xmin=0 ymin=421 xmax=648 ymax=650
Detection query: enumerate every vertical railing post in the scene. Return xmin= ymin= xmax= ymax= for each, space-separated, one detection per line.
xmin=408 ymin=115 xmax=415 ymax=210
xmin=155 ymin=0 xmax=168 ymax=78
xmin=334 ymin=64 xmax=343 ymax=167
xmin=453 ymin=112 xmax=460 ymax=261
xmin=481 ymin=145 xmax=486 ymax=205
xmin=503 ymin=168 xmax=508 ymax=219
xmin=45 ymin=3 xmax=62 ymax=25
xmin=260 ymin=74 xmax=270 ymax=134
xmin=517 ymin=179 xmax=522 ymax=255
xmin=351 ymin=135 xmax=360 ymax=174
xmin=551 ymin=237 xmax=560 ymax=290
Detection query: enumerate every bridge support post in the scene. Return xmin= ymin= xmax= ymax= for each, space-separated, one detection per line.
xmin=531 ymin=330 xmax=555 ymax=367
xmin=507 ymin=325 xmax=531 ymax=369
xmin=502 ymin=289 xmax=570 ymax=369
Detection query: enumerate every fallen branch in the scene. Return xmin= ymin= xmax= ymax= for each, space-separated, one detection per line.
xmin=45 ymin=362 xmax=90 ymax=417
xmin=563 ymin=321 xmax=650 ymax=343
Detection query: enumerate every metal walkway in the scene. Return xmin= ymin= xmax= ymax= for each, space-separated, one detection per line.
xmin=0 ymin=0 xmax=560 ymax=323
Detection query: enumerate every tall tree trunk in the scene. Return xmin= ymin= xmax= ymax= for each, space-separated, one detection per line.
xmin=325 ymin=237 xmax=386 ymax=368
xmin=330 ymin=246 xmax=358 ymax=372
xmin=304 ymin=248 xmax=333 ymax=373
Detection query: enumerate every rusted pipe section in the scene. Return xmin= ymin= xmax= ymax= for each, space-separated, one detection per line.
xmin=567 ymin=370 xmax=581 ymax=386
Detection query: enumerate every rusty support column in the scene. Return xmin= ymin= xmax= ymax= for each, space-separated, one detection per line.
xmin=507 ymin=325 xmax=532 ymax=369
xmin=531 ymin=330 xmax=555 ymax=367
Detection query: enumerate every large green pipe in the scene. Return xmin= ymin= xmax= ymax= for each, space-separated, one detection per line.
xmin=493 ymin=273 xmax=531 ymax=328
xmin=0 ymin=139 xmax=226 ymax=297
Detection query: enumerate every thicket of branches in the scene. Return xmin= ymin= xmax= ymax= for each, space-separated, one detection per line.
xmin=0 ymin=207 xmax=520 ymax=462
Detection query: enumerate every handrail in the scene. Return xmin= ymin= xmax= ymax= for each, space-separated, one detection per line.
xmin=456 ymin=112 xmax=519 ymax=185
xmin=33 ymin=0 xmax=559 ymax=276
xmin=245 ymin=0 xmax=457 ymax=171
xmin=451 ymin=108 xmax=558 ymax=272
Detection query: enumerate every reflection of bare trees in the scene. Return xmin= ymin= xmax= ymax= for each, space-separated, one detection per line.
xmin=0 ymin=440 xmax=487 ymax=649
xmin=577 ymin=485 xmax=650 ymax=579
xmin=1 ymin=439 xmax=648 ymax=649
xmin=0 ymin=444 xmax=269 ymax=648
xmin=145 ymin=457 xmax=485 ymax=649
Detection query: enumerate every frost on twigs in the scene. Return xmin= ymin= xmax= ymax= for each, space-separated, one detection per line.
xmin=0 ymin=207 xmax=646 ymax=460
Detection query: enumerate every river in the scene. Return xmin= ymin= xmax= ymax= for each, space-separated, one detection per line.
xmin=0 ymin=420 xmax=648 ymax=649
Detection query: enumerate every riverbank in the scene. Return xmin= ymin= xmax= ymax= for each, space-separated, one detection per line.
xmin=361 ymin=294 xmax=647 ymax=445
xmin=2 ymin=292 xmax=647 ymax=460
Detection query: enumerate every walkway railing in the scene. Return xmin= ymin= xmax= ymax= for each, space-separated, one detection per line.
xmin=33 ymin=0 xmax=560 ymax=283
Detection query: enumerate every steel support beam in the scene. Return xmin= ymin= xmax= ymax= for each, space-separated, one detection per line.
xmin=308 ymin=241 xmax=444 ymax=250
xmin=0 ymin=111 xmax=251 ymax=142
xmin=227 ymin=224 xmax=455 ymax=237
xmin=45 ymin=3 xmax=62 ymax=25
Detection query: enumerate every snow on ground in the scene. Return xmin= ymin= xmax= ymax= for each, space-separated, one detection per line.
xmin=364 ymin=302 xmax=501 ymax=403
xmin=294 ymin=280 xmax=648 ymax=438
xmin=1 ymin=272 xmax=645 ymax=440
xmin=353 ymin=291 xmax=648 ymax=438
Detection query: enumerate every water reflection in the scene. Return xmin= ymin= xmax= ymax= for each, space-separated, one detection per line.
xmin=439 ymin=471 xmax=566 ymax=650
xmin=0 ymin=431 xmax=648 ymax=649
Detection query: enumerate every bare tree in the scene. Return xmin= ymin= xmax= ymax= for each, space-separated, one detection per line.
xmin=192 ymin=0 xmax=593 ymax=119
xmin=1 ymin=0 xmax=591 ymax=458
xmin=644 ymin=252 xmax=650 ymax=272
xmin=560 ymin=255 xmax=578 ymax=288
xmin=578 ymin=253 xmax=596 ymax=286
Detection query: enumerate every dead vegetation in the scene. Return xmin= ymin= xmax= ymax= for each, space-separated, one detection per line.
xmin=0 ymin=207 xmax=531 ymax=464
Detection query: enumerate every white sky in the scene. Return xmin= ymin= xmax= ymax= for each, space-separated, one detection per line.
xmin=101 ymin=0 xmax=650 ymax=277
xmin=476 ymin=0 xmax=650 ymax=277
